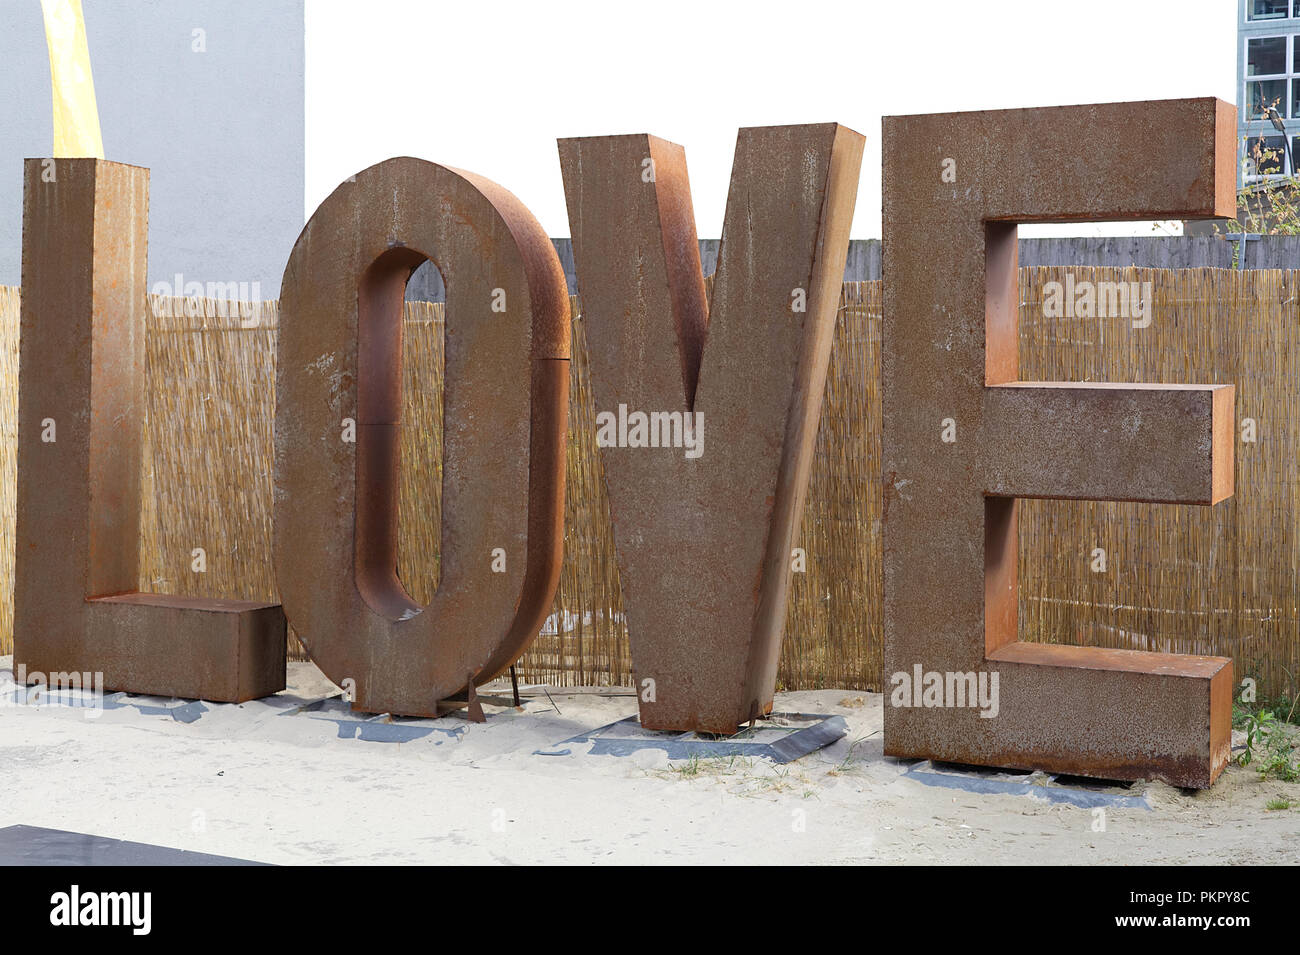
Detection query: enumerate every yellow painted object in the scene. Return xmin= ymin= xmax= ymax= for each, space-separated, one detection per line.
xmin=40 ymin=0 xmax=104 ymax=158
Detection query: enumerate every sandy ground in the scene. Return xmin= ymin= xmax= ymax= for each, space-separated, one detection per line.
xmin=0 ymin=657 xmax=1296 ymax=865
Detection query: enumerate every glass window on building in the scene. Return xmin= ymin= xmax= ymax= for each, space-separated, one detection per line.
xmin=1248 ymin=77 xmax=1288 ymax=118
xmin=1249 ymin=35 xmax=1289 ymax=74
xmin=1248 ymin=0 xmax=1292 ymax=20
xmin=1248 ymin=134 xmax=1288 ymax=175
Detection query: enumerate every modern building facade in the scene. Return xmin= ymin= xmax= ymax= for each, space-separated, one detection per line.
xmin=1240 ymin=0 xmax=1300 ymax=181
xmin=0 ymin=0 xmax=304 ymax=296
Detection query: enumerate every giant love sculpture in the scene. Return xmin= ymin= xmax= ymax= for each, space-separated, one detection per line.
xmin=13 ymin=97 xmax=1239 ymax=787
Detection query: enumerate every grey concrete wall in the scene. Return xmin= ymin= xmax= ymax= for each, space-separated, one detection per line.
xmin=405 ymin=236 xmax=1299 ymax=302
xmin=0 ymin=0 xmax=304 ymax=296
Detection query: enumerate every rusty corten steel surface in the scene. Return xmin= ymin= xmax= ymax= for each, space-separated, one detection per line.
xmin=275 ymin=157 xmax=569 ymax=717
xmin=559 ymin=125 xmax=864 ymax=734
xmin=13 ymin=158 xmax=286 ymax=702
xmin=882 ymin=98 xmax=1237 ymax=788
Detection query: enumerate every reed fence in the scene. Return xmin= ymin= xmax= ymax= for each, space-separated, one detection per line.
xmin=0 ymin=267 xmax=1295 ymax=701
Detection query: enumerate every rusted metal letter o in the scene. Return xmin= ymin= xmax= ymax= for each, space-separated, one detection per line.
xmin=275 ymin=158 xmax=570 ymax=716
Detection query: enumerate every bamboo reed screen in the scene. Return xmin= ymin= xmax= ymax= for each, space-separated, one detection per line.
xmin=0 ymin=270 xmax=1294 ymax=700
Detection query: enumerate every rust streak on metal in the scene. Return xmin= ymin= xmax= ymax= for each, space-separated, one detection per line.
xmin=881 ymin=98 xmax=1238 ymax=788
